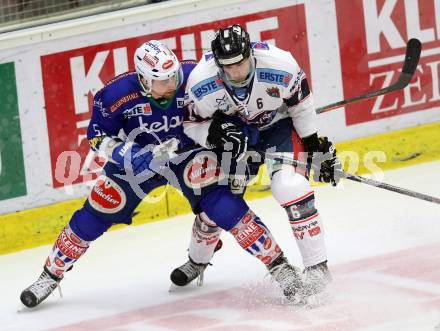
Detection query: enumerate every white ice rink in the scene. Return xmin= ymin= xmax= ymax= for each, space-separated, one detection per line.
xmin=2 ymin=161 xmax=440 ymax=331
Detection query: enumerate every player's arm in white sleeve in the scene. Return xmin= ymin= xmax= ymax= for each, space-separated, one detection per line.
xmin=283 ymin=61 xmax=318 ymax=139
xmin=182 ymin=78 xmax=217 ymax=148
xmin=183 ymin=101 xmax=212 ymax=148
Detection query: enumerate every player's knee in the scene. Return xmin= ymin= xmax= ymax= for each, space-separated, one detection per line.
xmin=199 ymin=187 xmax=249 ymax=231
xmin=195 ymin=212 xmax=221 ymax=234
xmin=69 ymin=207 xmax=112 ymax=242
xmin=86 ymin=174 xmax=136 ymax=225
xmin=189 ymin=212 xmax=222 ymax=264
xmin=271 ymin=168 xmax=312 ymax=205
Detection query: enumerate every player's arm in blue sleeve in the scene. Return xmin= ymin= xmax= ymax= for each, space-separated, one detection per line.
xmin=87 ymin=90 xmax=126 ymax=163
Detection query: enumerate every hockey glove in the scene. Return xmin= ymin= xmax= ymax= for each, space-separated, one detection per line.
xmin=207 ymin=116 xmax=248 ymax=161
xmin=303 ymin=134 xmax=342 ymax=186
xmin=111 ymin=142 xmax=154 ymax=176
xmin=149 ymin=138 xmax=180 ymax=172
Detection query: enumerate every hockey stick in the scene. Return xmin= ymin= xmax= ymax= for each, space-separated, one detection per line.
xmin=262 ymin=152 xmax=440 ymax=205
xmin=152 ymin=144 xmax=204 ymax=165
xmin=175 ymin=144 xmax=204 ymax=155
xmin=316 ymin=38 xmax=422 ymax=114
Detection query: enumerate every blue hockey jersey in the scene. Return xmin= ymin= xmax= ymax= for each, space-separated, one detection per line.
xmin=87 ymin=61 xmax=196 ymax=152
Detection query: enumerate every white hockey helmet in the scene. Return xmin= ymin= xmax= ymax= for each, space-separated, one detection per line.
xmin=134 ymin=40 xmax=183 ymax=94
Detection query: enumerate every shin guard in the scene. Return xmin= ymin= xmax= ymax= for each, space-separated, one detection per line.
xmin=271 ymin=168 xmax=327 ymax=267
xmin=283 ymin=192 xmax=327 ymax=267
xmin=45 ymin=224 xmax=90 ymax=278
xmin=229 ymin=210 xmax=282 ymax=266
xmin=188 ymin=212 xmax=222 ymax=264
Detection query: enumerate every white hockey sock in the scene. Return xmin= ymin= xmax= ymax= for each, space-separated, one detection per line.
xmin=271 ymin=167 xmax=327 ymax=268
xmin=188 ymin=212 xmax=222 ymax=264
xmin=283 ymin=192 xmax=327 ymax=267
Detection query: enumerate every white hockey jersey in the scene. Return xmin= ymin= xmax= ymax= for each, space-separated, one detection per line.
xmin=183 ymin=42 xmax=318 ymax=148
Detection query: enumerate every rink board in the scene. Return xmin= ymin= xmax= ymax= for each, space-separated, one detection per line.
xmin=0 ymin=121 xmax=439 ymax=255
xmin=0 ymin=0 xmax=440 ymax=254
xmin=2 ymin=161 xmax=439 ymax=330
xmin=0 ymin=0 xmax=439 ymax=212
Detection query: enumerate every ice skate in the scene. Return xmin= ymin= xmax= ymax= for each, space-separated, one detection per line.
xmin=303 ymin=260 xmax=332 ymax=296
xmin=20 ymin=267 xmax=62 ymax=308
xmin=268 ymin=254 xmax=304 ymax=303
xmin=170 ymin=238 xmax=222 ymax=291
xmin=170 ymin=257 xmax=208 ymax=290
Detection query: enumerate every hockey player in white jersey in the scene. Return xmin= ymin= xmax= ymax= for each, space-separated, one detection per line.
xmin=171 ymin=24 xmax=342 ymax=296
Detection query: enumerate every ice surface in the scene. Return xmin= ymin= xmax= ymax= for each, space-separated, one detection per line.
xmin=1 ymin=161 xmax=440 ymax=331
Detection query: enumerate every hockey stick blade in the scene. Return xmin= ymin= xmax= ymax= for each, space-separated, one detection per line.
xmin=316 ymin=38 xmax=422 ymax=114
xmin=401 ymin=38 xmax=422 ymax=77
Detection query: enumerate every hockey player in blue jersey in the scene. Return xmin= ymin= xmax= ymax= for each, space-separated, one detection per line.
xmin=20 ymin=40 xmax=306 ymax=308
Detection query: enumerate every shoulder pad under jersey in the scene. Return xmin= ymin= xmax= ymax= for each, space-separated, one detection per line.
xmin=181 ymin=60 xmax=197 ymax=90
xmin=250 ymin=41 xmax=270 ymax=50
xmin=187 ymin=59 xmax=222 ymax=102
xmin=96 ymin=71 xmax=144 ymax=114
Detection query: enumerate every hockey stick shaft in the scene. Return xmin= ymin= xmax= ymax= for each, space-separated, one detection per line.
xmin=175 ymin=144 xmax=204 ymax=155
xmin=155 ymin=144 xmax=204 ymax=164
xmin=342 ymin=172 xmax=440 ymax=204
xmin=264 ymin=152 xmax=440 ymax=205
xmin=316 ymin=38 xmax=422 ymax=114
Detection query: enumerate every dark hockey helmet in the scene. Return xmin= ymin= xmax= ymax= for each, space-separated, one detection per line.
xmin=211 ymin=24 xmax=251 ymax=67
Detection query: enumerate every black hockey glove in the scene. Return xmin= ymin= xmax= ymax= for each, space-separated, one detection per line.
xmin=207 ymin=115 xmax=248 ymax=161
xmin=303 ymin=133 xmax=342 ymax=186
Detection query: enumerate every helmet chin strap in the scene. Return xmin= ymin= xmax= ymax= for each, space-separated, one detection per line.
xmin=138 ymin=74 xmax=152 ymax=96
xmin=220 ymin=56 xmax=256 ymax=88
xmin=138 ymin=67 xmax=183 ymax=99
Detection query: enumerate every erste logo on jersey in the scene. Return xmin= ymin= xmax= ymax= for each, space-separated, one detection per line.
xmin=123 ymin=103 xmax=153 ymax=119
xmin=191 ymin=75 xmax=223 ymax=100
xmin=256 ymin=68 xmax=292 ymax=87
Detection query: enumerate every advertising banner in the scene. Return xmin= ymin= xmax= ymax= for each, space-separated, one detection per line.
xmin=0 ymin=62 xmax=26 ymax=201
xmin=41 ymin=4 xmax=309 ymax=188
xmin=1 ymin=0 xmax=439 ymax=214
xmin=336 ymin=0 xmax=440 ymax=125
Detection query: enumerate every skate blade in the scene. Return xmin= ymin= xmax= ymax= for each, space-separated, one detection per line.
xmin=169 ymin=283 xmax=180 ymax=292
xmin=169 ymin=281 xmax=204 ymax=293
xmin=17 ymin=304 xmax=27 ymax=313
